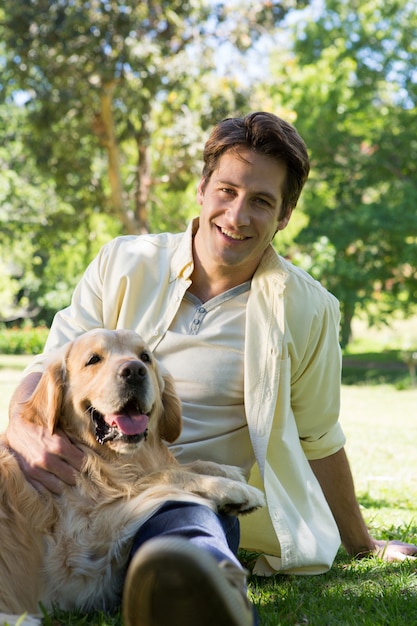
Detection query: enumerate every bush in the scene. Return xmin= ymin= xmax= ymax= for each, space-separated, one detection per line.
xmin=0 ymin=325 xmax=49 ymax=355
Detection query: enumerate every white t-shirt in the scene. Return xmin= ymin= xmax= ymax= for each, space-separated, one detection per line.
xmin=154 ymin=282 xmax=256 ymax=478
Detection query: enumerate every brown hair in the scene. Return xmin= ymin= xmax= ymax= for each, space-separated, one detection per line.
xmin=201 ymin=112 xmax=310 ymax=219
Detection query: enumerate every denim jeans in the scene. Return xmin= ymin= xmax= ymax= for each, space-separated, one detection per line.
xmin=129 ymin=501 xmax=259 ymax=625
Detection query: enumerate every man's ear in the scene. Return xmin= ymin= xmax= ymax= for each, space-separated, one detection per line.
xmin=275 ymin=207 xmax=294 ymax=233
xmin=196 ymin=177 xmax=206 ymax=205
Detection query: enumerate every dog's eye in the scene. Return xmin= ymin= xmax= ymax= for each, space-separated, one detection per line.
xmin=140 ymin=351 xmax=151 ymax=363
xmin=86 ymin=354 xmax=102 ymax=366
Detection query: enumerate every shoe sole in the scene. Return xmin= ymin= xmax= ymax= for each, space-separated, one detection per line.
xmin=122 ymin=536 xmax=251 ymax=626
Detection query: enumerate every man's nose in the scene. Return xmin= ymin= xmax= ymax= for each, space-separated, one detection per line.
xmin=226 ymin=195 xmax=251 ymax=225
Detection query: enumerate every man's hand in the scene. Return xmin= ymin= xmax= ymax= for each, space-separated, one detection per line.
xmin=7 ymin=372 xmax=84 ymax=494
xmin=310 ymin=449 xmax=417 ymax=563
xmin=370 ymin=539 xmax=417 ymax=562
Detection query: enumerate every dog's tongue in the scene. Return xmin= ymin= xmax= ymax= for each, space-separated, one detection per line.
xmin=104 ymin=412 xmax=149 ymax=436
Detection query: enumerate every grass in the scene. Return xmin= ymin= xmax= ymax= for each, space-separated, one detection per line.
xmin=250 ymin=557 xmax=417 ymax=625
xmin=246 ymin=382 xmax=417 ymax=625
xmin=1 ymin=344 xmax=417 ymax=625
xmin=0 ymin=354 xmax=31 ymax=430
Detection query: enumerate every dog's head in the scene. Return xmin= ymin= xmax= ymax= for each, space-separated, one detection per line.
xmin=24 ymin=329 xmax=182 ymax=456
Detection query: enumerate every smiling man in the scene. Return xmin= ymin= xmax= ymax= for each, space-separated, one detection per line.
xmin=190 ymin=147 xmax=290 ymax=303
xmin=7 ymin=112 xmax=417 ymax=626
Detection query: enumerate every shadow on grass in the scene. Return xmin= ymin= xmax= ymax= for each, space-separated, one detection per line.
xmin=251 ymin=552 xmax=417 ymax=625
xmin=245 ymin=519 xmax=417 ymax=626
xmin=342 ymin=350 xmax=411 ymax=388
xmin=357 ymin=493 xmax=396 ymax=510
xmin=45 ymin=539 xmax=417 ymax=626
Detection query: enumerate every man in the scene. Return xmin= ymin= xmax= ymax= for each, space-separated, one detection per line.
xmin=8 ymin=112 xmax=417 ymax=626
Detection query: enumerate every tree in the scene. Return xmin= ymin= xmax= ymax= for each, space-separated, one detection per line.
xmin=263 ymin=0 xmax=417 ymax=345
xmin=0 ymin=1 xmax=309 ymax=323
xmin=0 ymin=98 xmax=119 ymax=324
xmin=1 ymin=0 xmax=307 ymax=234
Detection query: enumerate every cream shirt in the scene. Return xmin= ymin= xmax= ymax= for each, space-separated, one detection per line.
xmin=26 ymin=218 xmax=345 ymax=575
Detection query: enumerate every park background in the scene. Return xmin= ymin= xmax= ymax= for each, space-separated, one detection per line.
xmin=0 ymin=0 xmax=416 ymax=624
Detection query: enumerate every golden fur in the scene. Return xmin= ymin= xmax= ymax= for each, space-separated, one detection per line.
xmin=0 ymin=329 xmax=264 ymax=619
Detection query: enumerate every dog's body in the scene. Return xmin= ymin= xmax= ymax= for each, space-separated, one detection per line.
xmin=0 ymin=329 xmax=264 ymax=618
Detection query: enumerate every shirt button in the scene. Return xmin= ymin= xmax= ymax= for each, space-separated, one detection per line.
xmin=193 ymin=319 xmax=200 ymax=325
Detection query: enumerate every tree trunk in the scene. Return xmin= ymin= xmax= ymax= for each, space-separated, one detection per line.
xmin=340 ymin=300 xmax=355 ymax=349
xmin=133 ymin=108 xmax=152 ymax=235
xmin=93 ymin=84 xmax=153 ymax=235
xmin=93 ymin=81 xmax=135 ymax=233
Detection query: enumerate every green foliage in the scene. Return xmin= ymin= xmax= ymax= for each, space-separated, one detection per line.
xmin=0 ymin=1 xmax=300 ymax=323
xmin=0 ymin=98 xmax=122 ymax=325
xmin=1 ymin=0 xmax=416 ymax=342
xmin=0 ymin=0 xmax=298 ymax=233
xmin=264 ymin=0 xmax=417 ymax=346
xmin=0 ymin=325 xmax=49 ymax=354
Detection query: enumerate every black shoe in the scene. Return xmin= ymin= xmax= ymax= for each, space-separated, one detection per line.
xmin=122 ymin=536 xmax=255 ymax=626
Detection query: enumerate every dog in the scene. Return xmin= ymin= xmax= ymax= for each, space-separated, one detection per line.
xmin=0 ymin=328 xmax=264 ymax=622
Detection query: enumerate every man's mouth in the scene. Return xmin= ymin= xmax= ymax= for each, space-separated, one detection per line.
xmin=219 ymin=226 xmax=247 ymax=241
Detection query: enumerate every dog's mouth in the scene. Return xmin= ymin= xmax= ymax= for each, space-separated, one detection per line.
xmin=88 ymin=399 xmax=150 ymax=445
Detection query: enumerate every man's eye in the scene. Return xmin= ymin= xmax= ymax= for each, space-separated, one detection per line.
xmin=254 ymin=197 xmax=273 ymax=210
xmin=86 ymin=354 xmax=101 ymax=366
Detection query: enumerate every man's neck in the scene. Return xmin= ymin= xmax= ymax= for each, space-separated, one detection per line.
xmin=188 ymin=260 xmax=252 ymax=303
xmin=187 ymin=276 xmax=234 ymax=304
xmin=188 ymin=226 xmax=258 ymax=302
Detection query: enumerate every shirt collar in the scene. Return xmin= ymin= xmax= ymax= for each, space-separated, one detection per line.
xmin=170 ymin=217 xmax=288 ymax=286
xmin=169 ymin=217 xmax=199 ymax=282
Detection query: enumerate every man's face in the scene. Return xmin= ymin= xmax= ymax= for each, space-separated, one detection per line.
xmin=194 ymin=148 xmax=291 ymax=280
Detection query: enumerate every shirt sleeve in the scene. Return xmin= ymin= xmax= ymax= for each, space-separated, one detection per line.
xmin=289 ymin=289 xmax=346 ymax=460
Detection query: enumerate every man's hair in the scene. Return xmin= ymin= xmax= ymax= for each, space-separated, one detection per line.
xmin=202 ymin=112 xmax=310 ymax=219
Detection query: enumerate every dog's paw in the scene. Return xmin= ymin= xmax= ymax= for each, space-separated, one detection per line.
xmin=185 ymin=460 xmax=247 ymax=483
xmin=216 ymin=483 xmax=265 ymax=516
xmin=216 ymin=464 xmax=247 ymax=483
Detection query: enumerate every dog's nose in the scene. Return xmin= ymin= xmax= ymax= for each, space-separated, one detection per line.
xmin=118 ymin=360 xmax=147 ymax=382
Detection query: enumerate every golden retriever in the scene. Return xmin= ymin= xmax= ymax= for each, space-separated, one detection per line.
xmin=0 ymin=329 xmax=264 ymax=623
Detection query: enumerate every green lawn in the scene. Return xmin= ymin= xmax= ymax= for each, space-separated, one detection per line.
xmin=248 ymin=383 xmax=417 ymax=625
xmin=1 ymin=355 xmax=417 ymax=624
xmin=0 ymin=354 xmax=31 ymax=430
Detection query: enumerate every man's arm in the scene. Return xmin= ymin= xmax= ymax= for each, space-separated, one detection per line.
xmin=310 ymin=448 xmax=417 ymax=561
xmin=7 ymin=373 xmax=84 ymax=494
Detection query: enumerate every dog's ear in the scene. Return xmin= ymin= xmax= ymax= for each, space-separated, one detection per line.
xmin=158 ymin=373 xmax=182 ymax=443
xmin=23 ymin=357 xmax=66 ymax=435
